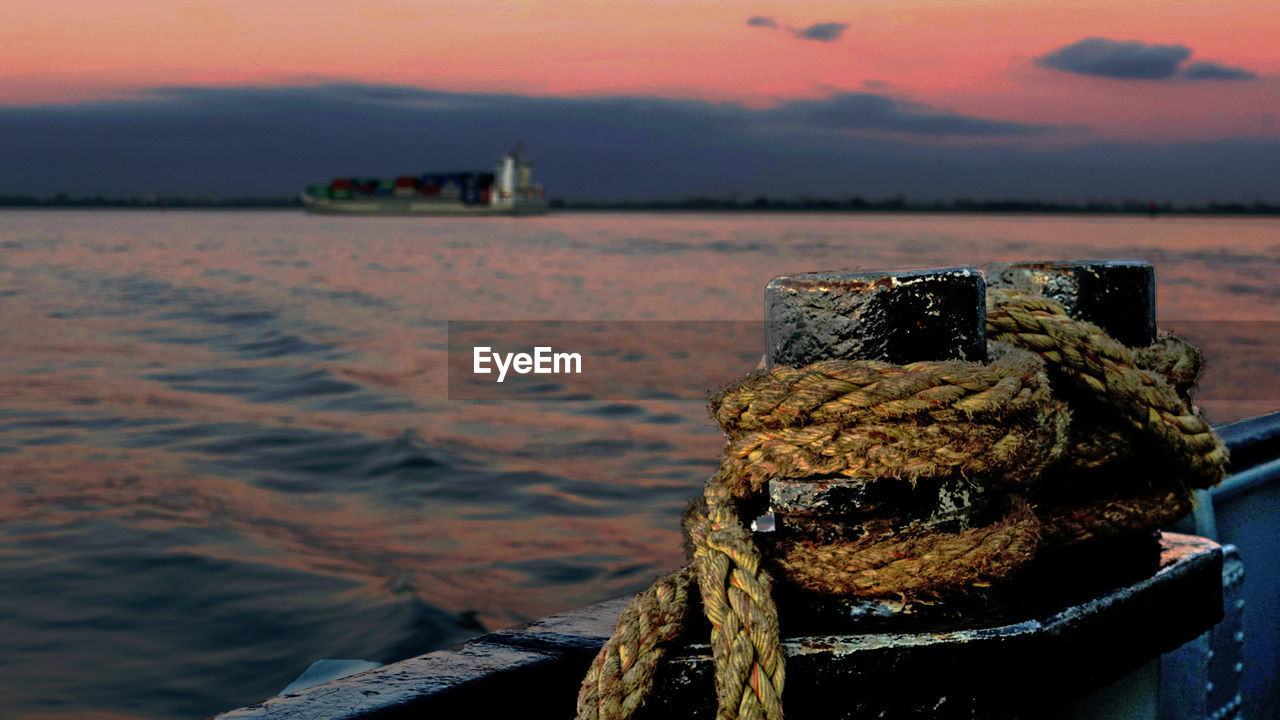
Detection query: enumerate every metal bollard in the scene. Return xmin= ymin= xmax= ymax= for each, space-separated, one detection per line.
xmin=986 ymin=259 xmax=1156 ymax=347
xmin=765 ymin=266 xmax=987 ymax=367
xmin=988 ymin=259 xmax=1171 ymax=542
xmin=988 ymin=259 xmax=1168 ymax=568
xmin=760 ymin=267 xmax=997 ymax=624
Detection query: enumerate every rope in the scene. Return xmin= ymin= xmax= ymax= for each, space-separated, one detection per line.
xmin=576 ymin=566 xmax=696 ymax=720
xmin=986 ymin=288 xmax=1226 ymax=488
xmin=1037 ymin=488 xmax=1192 ymax=546
xmin=572 ymin=286 xmax=1228 ymax=720
xmin=709 ymin=345 xmax=1068 ymax=490
xmin=695 ymin=478 xmax=785 ymax=720
xmin=577 ymin=479 xmax=787 ymax=720
xmin=764 ymin=501 xmax=1042 ymax=601
xmin=1136 ymin=336 xmax=1205 ymax=396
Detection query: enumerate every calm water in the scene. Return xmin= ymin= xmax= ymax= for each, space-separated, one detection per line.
xmin=1 ymin=210 xmax=1278 ymax=719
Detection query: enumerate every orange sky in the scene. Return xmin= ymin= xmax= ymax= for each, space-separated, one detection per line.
xmin=2 ymin=0 xmax=1278 ymax=140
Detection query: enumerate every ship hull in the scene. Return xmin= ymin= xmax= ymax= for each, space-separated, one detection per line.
xmin=301 ymin=194 xmax=548 ymax=217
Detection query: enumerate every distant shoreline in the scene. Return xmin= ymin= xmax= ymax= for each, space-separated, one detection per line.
xmin=2 ymin=195 xmax=1278 ymax=216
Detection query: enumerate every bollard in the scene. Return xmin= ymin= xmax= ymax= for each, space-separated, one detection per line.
xmin=986 ymin=260 xmax=1155 ymax=347
xmin=987 ymin=260 xmax=1166 ymax=577
xmin=765 ymin=266 xmax=986 ymax=368
xmin=760 ymin=267 xmax=999 ymax=625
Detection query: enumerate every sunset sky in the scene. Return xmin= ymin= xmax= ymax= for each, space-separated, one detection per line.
xmin=3 ymin=0 xmax=1278 ymax=201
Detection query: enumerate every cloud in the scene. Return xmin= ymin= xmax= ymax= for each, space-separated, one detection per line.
xmin=1036 ymin=37 xmax=1190 ymax=79
xmin=1037 ymin=37 xmax=1259 ymax=82
xmin=796 ymin=22 xmax=848 ymax=42
xmin=1181 ymin=61 xmax=1257 ymax=80
xmin=770 ymin=92 xmax=1052 ymax=136
xmin=745 ymin=16 xmax=849 ymax=42
xmin=0 ymin=82 xmax=1275 ymax=203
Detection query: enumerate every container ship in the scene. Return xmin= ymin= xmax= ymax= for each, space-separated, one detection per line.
xmin=301 ymin=151 xmax=548 ymax=216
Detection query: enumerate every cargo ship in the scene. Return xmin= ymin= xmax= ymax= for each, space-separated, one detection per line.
xmin=301 ymin=151 xmax=548 ymax=216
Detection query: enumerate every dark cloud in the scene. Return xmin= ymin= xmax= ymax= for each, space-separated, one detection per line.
xmin=0 ymin=83 xmax=1275 ymax=203
xmin=770 ymin=93 xmax=1052 ymax=136
xmin=796 ymin=22 xmax=848 ymax=42
xmin=1036 ymin=37 xmax=1191 ymax=79
xmin=1036 ymin=37 xmax=1259 ymax=82
xmin=1181 ymin=61 xmax=1257 ymax=80
xmin=746 ymin=16 xmax=778 ymax=29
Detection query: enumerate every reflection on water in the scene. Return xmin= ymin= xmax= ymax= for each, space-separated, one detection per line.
xmin=0 ymin=211 xmax=1277 ymax=718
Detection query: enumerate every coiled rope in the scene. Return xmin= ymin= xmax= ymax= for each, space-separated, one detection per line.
xmin=574 ymin=288 xmax=1227 ymax=720
xmin=986 ymin=288 xmax=1225 ymax=488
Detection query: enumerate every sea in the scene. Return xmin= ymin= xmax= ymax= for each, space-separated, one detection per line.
xmin=1 ymin=210 xmax=1278 ymax=719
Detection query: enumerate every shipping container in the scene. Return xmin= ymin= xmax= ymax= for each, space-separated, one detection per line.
xmin=462 ymin=173 xmax=494 ymax=205
xmin=394 ymin=176 xmax=416 ymax=197
xmin=439 ymin=178 xmax=462 ymax=200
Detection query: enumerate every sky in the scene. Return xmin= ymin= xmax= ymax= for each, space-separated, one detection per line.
xmin=2 ymin=0 xmax=1278 ymax=202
